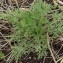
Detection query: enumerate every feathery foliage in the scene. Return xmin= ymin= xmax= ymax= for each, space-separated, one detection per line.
xmin=0 ymin=0 xmax=63 ymax=62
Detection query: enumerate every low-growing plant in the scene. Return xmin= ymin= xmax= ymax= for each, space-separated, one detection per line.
xmin=0 ymin=0 xmax=63 ymax=62
xmin=0 ymin=51 xmax=4 ymax=58
xmin=9 ymin=0 xmax=51 ymax=61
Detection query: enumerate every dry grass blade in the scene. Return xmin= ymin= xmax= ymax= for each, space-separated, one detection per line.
xmin=47 ymin=33 xmax=57 ymax=63
xmin=47 ymin=33 xmax=63 ymax=63
xmin=0 ymin=32 xmax=11 ymax=49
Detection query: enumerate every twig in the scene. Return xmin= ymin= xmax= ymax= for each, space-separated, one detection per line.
xmin=57 ymin=56 xmax=63 ymax=62
xmin=0 ymin=42 xmax=9 ymax=50
xmin=0 ymin=32 xmax=11 ymax=49
xmin=57 ymin=45 xmax=63 ymax=54
xmin=14 ymin=0 xmax=19 ymax=9
xmin=43 ymin=56 xmax=46 ymax=63
xmin=47 ymin=33 xmax=57 ymax=63
xmin=59 ymin=53 xmax=63 ymax=57
xmin=45 ymin=57 xmax=52 ymax=58
xmin=57 ymin=0 xmax=63 ymax=5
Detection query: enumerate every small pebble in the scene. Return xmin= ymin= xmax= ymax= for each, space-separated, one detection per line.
xmin=29 ymin=57 xmax=31 ymax=59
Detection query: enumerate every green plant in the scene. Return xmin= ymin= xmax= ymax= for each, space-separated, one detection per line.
xmin=5 ymin=0 xmax=51 ymax=62
xmin=0 ymin=51 xmax=4 ymax=58
xmin=0 ymin=0 xmax=63 ymax=62
xmin=48 ymin=12 xmax=63 ymax=38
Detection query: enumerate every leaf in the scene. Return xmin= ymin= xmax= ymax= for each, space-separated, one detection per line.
xmin=0 ymin=51 xmax=4 ymax=58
